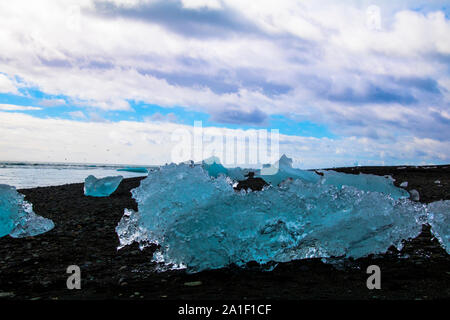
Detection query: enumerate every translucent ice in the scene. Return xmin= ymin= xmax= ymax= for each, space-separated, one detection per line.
xmin=201 ymin=156 xmax=247 ymax=181
xmin=9 ymin=205 xmax=55 ymax=238
xmin=84 ymin=175 xmax=123 ymax=197
xmin=409 ymin=189 xmax=420 ymax=201
xmin=226 ymin=167 xmax=246 ymax=181
xmin=0 ymin=185 xmax=17 ymax=237
xmin=259 ymin=154 xmax=321 ymax=185
xmin=427 ymin=200 xmax=450 ymax=253
xmin=0 ymin=184 xmax=54 ymax=238
xmin=321 ymin=170 xmax=410 ymax=199
xmin=117 ymin=161 xmax=433 ymax=273
xmin=117 ymin=167 xmax=148 ymax=173
xmin=202 ymin=156 xmax=228 ymax=178
xmin=259 ymin=155 xmax=409 ymax=199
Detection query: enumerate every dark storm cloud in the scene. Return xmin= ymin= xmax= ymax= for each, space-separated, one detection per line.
xmin=314 ymin=74 xmax=443 ymax=106
xmin=39 ymin=57 xmax=72 ymax=68
xmin=327 ymin=85 xmax=418 ymax=105
xmin=210 ymin=108 xmax=268 ymax=125
xmin=85 ymin=0 xmax=449 ymax=149
xmin=393 ymin=76 xmax=441 ymax=93
xmin=92 ymin=0 xmax=260 ymax=38
xmin=333 ymin=105 xmax=450 ymax=142
xmin=137 ymin=67 xmax=292 ymax=96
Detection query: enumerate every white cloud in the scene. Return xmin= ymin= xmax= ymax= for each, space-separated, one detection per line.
xmin=0 ymin=112 xmax=447 ymax=167
xmin=0 ymin=0 xmax=448 ymax=162
xmin=39 ymin=98 xmax=66 ymax=107
xmin=0 ymin=104 xmax=42 ymax=111
xmin=181 ymin=0 xmax=222 ymax=10
xmin=68 ymin=111 xmax=87 ymax=119
xmin=0 ymin=74 xmax=19 ymax=94
xmin=144 ymin=112 xmax=178 ymax=123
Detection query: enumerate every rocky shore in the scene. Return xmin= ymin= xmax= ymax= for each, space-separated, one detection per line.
xmin=0 ymin=165 xmax=449 ymax=300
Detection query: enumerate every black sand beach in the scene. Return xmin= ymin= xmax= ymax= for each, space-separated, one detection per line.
xmin=0 ymin=165 xmax=449 ymax=300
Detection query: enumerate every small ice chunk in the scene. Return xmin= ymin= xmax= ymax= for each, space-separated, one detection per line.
xmin=400 ymin=181 xmax=408 ymax=187
xmin=202 ymin=156 xmax=228 ymax=178
xmin=117 ymin=167 xmax=148 ymax=173
xmin=84 ymin=175 xmax=123 ymax=197
xmin=9 ymin=204 xmax=55 ymax=238
xmin=409 ymin=189 xmax=420 ymax=201
xmin=427 ymin=200 xmax=450 ymax=253
xmin=0 ymin=184 xmax=54 ymax=238
xmin=259 ymin=154 xmax=320 ymax=185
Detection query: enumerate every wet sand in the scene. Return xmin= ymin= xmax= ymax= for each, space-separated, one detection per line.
xmin=0 ymin=165 xmax=449 ymax=300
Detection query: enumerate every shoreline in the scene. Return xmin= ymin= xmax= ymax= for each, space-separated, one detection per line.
xmin=0 ymin=166 xmax=449 ymax=300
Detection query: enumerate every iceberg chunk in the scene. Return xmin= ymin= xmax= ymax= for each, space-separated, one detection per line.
xmin=321 ymin=171 xmax=410 ymax=199
xmin=259 ymin=154 xmax=321 ymax=185
xmin=202 ymin=156 xmax=246 ymax=181
xmin=9 ymin=204 xmax=55 ymax=238
xmin=409 ymin=189 xmax=420 ymax=201
xmin=226 ymin=167 xmax=246 ymax=181
xmin=427 ymin=200 xmax=450 ymax=253
xmin=84 ymin=175 xmax=123 ymax=197
xmin=116 ymin=161 xmax=431 ymax=273
xmin=202 ymin=156 xmax=228 ymax=178
xmin=0 ymin=184 xmax=17 ymax=237
xmin=0 ymin=184 xmax=54 ymax=238
xmin=258 ymin=155 xmax=408 ymax=199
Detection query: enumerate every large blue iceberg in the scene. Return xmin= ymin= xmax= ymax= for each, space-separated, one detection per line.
xmin=84 ymin=175 xmax=123 ymax=197
xmin=116 ymin=156 xmax=448 ymax=273
xmin=0 ymin=184 xmax=54 ymax=238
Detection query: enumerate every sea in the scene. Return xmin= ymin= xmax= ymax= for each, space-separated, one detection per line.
xmin=0 ymin=161 xmax=153 ymax=189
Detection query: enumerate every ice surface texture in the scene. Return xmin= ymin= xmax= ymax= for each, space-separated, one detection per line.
xmin=427 ymin=200 xmax=450 ymax=252
xmin=116 ymin=157 xmax=446 ymax=273
xmin=202 ymin=156 xmax=246 ymax=181
xmin=321 ymin=171 xmax=410 ymax=200
xmin=202 ymin=156 xmax=228 ymax=178
xmin=84 ymin=175 xmax=123 ymax=197
xmin=0 ymin=184 xmax=54 ymax=238
xmin=258 ymin=155 xmax=409 ymax=199
xmin=259 ymin=154 xmax=321 ymax=185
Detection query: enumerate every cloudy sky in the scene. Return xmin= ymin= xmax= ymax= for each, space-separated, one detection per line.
xmin=0 ymin=0 xmax=449 ymax=168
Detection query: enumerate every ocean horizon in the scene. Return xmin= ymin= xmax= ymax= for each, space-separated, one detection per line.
xmin=0 ymin=161 xmax=152 ymax=189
